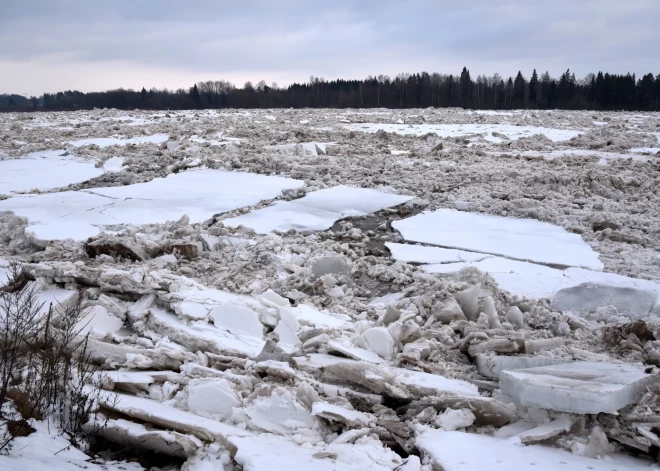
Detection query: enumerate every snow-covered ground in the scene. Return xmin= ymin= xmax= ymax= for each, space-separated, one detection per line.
xmin=1 ymin=108 xmax=660 ymax=470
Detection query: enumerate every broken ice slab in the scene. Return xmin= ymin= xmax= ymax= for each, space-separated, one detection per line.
xmin=0 ymin=151 xmax=104 ymax=194
xmin=0 ymin=169 xmax=304 ymax=241
xmin=416 ymin=429 xmax=653 ymax=471
xmin=224 ymin=185 xmax=414 ymax=234
xmin=500 ymin=361 xmax=660 ymax=414
xmin=404 ymin=395 xmax=516 ymax=427
xmin=392 ymin=368 xmax=479 ymax=398
xmin=392 ymin=209 xmax=603 ymax=270
xmin=86 ymin=338 xmax=195 ymax=370
xmin=390 ymin=243 xmax=660 ymax=310
xmin=476 ymin=354 xmax=573 ymax=379
xmin=229 ymin=433 xmax=403 ymax=471
xmin=385 ymin=242 xmax=489 ymax=264
xmin=74 ymin=305 xmax=124 ymax=339
xmin=516 ymin=416 xmax=573 ymax=444
xmin=147 ymin=307 xmax=265 ymax=358
xmin=294 ymin=353 xmax=479 ymax=398
xmin=98 ymin=391 xmax=252 ymax=447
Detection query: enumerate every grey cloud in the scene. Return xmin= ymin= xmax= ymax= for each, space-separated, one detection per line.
xmin=1 ymin=0 xmax=658 ymax=94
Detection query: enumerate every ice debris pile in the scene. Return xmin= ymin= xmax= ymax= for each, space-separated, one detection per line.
xmin=0 ymin=108 xmax=660 ymax=470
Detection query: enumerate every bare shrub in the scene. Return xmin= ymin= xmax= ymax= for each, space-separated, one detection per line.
xmin=0 ymin=261 xmax=109 ymax=453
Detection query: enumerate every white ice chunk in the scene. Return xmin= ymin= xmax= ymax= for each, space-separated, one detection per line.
xmin=435 ymin=408 xmax=476 ymax=431
xmin=187 ymin=379 xmax=241 ymax=420
xmin=102 ymin=156 xmax=126 ymax=172
xmin=391 ymin=368 xmax=480 ymax=397
xmin=312 ymin=402 xmax=375 ymax=427
xmin=293 ymin=304 xmax=352 ymax=329
xmin=75 ymin=305 xmax=123 ymax=338
xmin=37 ymin=288 xmax=79 ymax=318
xmin=264 ymin=142 xmax=329 ymax=156
xmin=209 ymin=304 xmax=264 ymax=338
xmin=416 ymin=429 xmax=652 ymax=471
xmin=500 ymin=361 xmax=660 ymax=414
xmin=393 ymin=209 xmax=603 ymax=270
xmin=225 ymin=185 xmax=413 ymax=234
xmin=516 ymin=417 xmax=573 ymax=444
xmin=360 ymin=327 xmax=395 ymax=360
xmin=235 ymin=388 xmax=316 ymax=435
xmin=327 ymin=340 xmax=385 ymax=364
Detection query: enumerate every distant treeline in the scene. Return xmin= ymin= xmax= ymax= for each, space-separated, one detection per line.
xmin=3 ymin=68 xmax=660 ymax=112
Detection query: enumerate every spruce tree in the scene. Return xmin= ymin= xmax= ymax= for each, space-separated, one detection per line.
xmin=460 ymin=67 xmax=472 ymax=107
xmin=529 ymin=69 xmax=539 ymax=105
xmin=190 ymin=84 xmax=201 ymax=105
xmin=513 ymin=71 xmax=526 ymax=105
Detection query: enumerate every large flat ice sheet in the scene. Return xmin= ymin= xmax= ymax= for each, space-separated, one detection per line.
xmin=225 ymin=185 xmax=413 ymax=234
xmin=393 ymin=209 xmax=603 ymax=270
xmin=229 ymin=433 xmax=402 ymax=471
xmin=0 ymin=169 xmax=304 ymax=241
xmin=416 ymin=429 xmax=653 ymax=471
xmin=0 ymin=152 xmax=104 ymax=194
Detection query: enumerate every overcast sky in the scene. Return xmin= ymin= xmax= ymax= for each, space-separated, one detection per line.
xmin=1 ymin=0 xmax=658 ymax=96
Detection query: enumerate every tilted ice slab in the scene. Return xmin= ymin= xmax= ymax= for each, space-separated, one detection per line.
xmin=98 ymin=391 xmax=253 ymax=444
xmin=293 ymin=353 xmax=479 ymax=398
xmin=0 ymin=169 xmax=304 ymax=241
xmin=225 ymin=185 xmax=413 ymax=234
xmin=416 ymin=429 xmax=653 ymax=471
xmin=0 ymin=151 xmax=104 ymax=194
xmin=387 ymin=243 xmax=660 ymax=314
xmin=346 ymin=123 xmax=582 ymax=142
xmin=500 ymin=361 xmax=660 ymax=414
xmin=552 ymin=283 xmax=660 ymax=318
xmin=393 ymin=209 xmax=603 ymax=270
xmin=67 ymin=133 xmax=169 ymax=148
